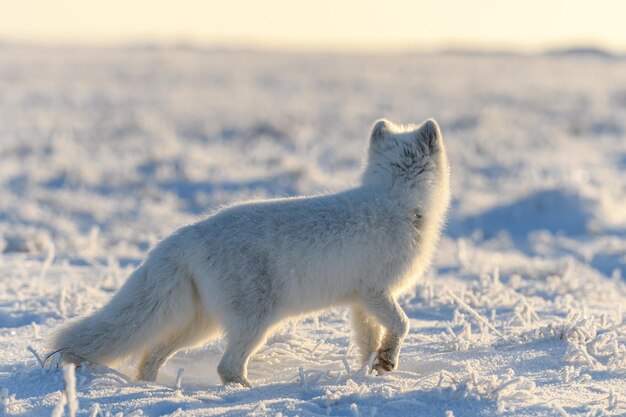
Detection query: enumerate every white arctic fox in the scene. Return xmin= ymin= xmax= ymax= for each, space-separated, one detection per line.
xmin=51 ymin=119 xmax=450 ymax=386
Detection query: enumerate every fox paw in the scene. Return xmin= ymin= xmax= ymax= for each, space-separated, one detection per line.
xmin=221 ymin=374 xmax=253 ymax=388
xmin=373 ymin=348 xmax=396 ymax=374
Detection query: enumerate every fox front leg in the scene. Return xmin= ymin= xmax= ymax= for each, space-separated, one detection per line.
xmin=359 ymin=291 xmax=409 ymax=373
xmin=351 ymin=304 xmax=383 ymax=367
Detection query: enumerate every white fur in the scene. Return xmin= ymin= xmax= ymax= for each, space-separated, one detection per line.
xmin=50 ymin=118 xmax=451 ymax=386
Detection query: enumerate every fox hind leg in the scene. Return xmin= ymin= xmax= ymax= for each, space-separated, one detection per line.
xmin=137 ymin=314 xmax=218 ymax=382
xmin=217 ymin=316 xmax=272 ymax=387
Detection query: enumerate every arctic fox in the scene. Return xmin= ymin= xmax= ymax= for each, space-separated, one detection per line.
xmin=51 ymin=119 xmax=450 ymax=386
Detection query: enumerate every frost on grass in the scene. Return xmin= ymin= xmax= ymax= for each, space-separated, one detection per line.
xmin=2 ymin=47 xmax=626 ymax=416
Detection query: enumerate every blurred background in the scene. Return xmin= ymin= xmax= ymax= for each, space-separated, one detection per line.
xmin=1 ymin=0 xmax=625 ymax=265
xmin=3 ymin=0 xmax=626 ymax=51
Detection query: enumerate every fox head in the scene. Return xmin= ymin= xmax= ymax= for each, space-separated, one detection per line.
xmin=363 ymin=118 xmax=450 ymax=214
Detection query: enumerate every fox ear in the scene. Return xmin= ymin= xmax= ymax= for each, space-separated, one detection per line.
xmin=417 ymin=119 xmax=441 ymax=151
xmin=371 ymin=119 xmax=394 ymax=142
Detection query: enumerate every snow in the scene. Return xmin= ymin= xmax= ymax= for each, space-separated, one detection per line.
xmin=1 ymin=45 xmax=626 ymax=416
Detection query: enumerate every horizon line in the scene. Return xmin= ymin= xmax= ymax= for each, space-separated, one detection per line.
xmin=1 ymin=38 xmax=625 ymax=56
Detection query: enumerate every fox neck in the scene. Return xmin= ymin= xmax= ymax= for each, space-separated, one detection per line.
xmin=359 ymin=177 xmax=436 ymax=215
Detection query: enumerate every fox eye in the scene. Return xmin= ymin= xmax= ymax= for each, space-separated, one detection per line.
xmin=412 ymin=210 xmax=424 ymax=228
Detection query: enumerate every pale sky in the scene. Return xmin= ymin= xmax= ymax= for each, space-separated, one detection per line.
xmin=2 ymin=0 xmax=625 ymax=51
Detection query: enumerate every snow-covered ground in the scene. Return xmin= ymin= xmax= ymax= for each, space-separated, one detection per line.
xmin=1 ymin=45 xmax=626 ymax=416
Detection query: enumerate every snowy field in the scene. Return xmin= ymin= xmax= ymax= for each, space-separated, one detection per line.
xmin=1 ymin=45 xmax=626 ymax=416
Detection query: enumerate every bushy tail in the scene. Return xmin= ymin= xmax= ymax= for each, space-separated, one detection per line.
xmin=50 ymin=258 xmax=197 ymax=367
